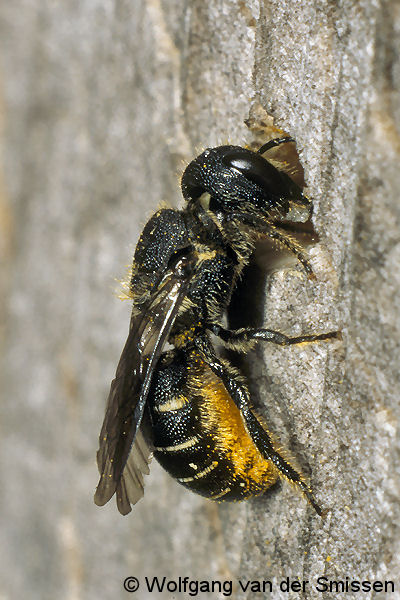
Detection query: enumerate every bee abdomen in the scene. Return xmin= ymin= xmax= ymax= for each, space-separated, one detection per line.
xmin=154 ymin=436 xmax=276 ymax=501
xmin=149 ymin=349 xmax=279 ymax=501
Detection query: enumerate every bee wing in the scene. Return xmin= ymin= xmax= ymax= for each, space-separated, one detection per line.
xmin=94 ymin=258 xmax=193 ymax=514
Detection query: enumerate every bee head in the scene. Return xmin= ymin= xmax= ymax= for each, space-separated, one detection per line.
xmin=181 ymin=145 xmax=312 ymax=226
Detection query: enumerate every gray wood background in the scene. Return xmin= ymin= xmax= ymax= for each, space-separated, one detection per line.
xmin=1 ymin=1 xmax=399 ymax=599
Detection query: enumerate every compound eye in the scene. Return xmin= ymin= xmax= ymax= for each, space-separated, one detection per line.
xmin=220 ymin=148 xmax=285 ymax=194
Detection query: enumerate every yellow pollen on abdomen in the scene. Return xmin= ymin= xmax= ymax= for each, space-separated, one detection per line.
xmin=195 ymin=364 xmax=278 ymax=491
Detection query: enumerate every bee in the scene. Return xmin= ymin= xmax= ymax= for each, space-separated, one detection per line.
xmin=94 ymin=136 xmax=339 ymax=515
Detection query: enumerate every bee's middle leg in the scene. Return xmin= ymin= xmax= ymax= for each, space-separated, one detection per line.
xmin=210 ymin=324 xmax=341 ymax=352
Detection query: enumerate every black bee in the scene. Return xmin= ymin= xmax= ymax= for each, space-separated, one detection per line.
xmin=94 ymin=137 xmax=338 ymax=515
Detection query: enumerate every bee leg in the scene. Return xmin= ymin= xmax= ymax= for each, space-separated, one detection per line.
xmin=257 ymin=137 xmax=294 ymax=155
xmin=194 ymin=335 xmax=324 ymax=516
xmin=224 ymin=213 xmax=314 ymax=276
xmin=264 ymin=224 xmax=316 ymax=278
xmin=211 ymin=324 xmax=341 ymax=353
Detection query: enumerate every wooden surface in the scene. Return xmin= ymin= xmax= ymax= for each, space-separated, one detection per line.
xmin=1 ymin=1 xmax=399 ymax=599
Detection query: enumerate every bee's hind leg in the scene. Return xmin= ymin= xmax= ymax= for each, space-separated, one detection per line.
xmin=194 ymin=334 xmax=324 ymax=515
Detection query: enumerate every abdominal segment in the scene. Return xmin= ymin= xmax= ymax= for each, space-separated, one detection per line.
xmin=149 ymin=349 xmax=278 ymax=500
